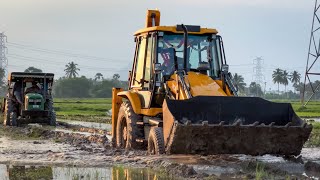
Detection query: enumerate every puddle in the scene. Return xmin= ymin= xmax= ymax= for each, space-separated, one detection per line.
xmin=58 ymin=119 xmax=111 ymax=131
xmin=0 ymin=164 xmax=174 ymax=180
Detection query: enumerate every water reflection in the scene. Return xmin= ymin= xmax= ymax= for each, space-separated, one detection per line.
xmin=0 ymin=164 xmax=174 ymax=180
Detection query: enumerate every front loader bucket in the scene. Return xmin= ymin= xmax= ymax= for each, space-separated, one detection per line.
xmin=162 ymin=96 xmax=312 ymax=156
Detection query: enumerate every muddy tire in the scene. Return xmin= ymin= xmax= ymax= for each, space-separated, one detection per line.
xmin=116 ymin=101 xmax=143 ymax=150
xmin=148 ymin=127 xmax=165 ymax=155
xmin=46 ymin=99 xmax=56 ymax=126
xmin=3 ymin=99 xmax=13 ymax=126
xmin=10 ymin=112 xmax=17 ymax=126
xmin=49 ymin=111 xmax=56 ymax=126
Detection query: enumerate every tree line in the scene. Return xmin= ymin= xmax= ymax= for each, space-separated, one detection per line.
xmin=0 ymin=62 xmax=127 ymax=98
xmin=0 ymin=64 xmax=319 ymax=99
xmin=232 ymin=68 xmax=319 ymax=99
xmin=54 ymin=62 xmax=127 ymax=98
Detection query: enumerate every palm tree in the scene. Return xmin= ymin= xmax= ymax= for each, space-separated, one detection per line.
xmin=232 ymin=73 xmax=246 ymax=93
xmin=272 ymin=68 xmax=283 ymax=94
xmin=281 ymin=70 xmax=289 ymax=95
xmin=249 ymin=82 xmax=263 ymax=97
xmin=94 ymin=73 xmax=103 ymax=81
xmin=290 ymin=71 xmax=301 ymax=92
xmin=112 ymin=73 xmax=120 ymax=81
xmin=64 ymin=61 xmax=80 ymax=78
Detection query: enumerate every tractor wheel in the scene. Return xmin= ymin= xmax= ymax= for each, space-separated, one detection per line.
xmin=3 ymin=99 xmax=12 ymax=126
xmin=10 ymin=112 xmax=17 ymax=126
xmin=148 ymin=127 xmax=165 ymax=155
xmin=49 ymin=111 xmax=56 ymax=126
xmin=116 ymin=101 xmax=143 ymax=150
xmin=46 ymin=99 xmax=56 ymax=126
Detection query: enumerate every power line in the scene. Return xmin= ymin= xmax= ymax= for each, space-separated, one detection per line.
xmin=7 ymin=42 xmax=129 ymax=63
xmin=8 ymin=54 xmax=121 ymax=71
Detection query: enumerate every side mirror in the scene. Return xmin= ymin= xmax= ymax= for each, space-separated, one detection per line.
xmin=154 ymin=63 xmax=162 ymax=74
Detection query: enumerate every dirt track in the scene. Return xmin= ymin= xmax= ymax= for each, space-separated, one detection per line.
xmin=0 ymin=121 xmax=319 ymax=179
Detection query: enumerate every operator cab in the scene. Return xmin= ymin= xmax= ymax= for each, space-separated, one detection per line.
xmin=129 ymin=10 xmax=231 ymax=108
xmin=157 ymin=31 xmax=224 ymax=79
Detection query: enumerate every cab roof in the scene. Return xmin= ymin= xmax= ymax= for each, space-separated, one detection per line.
xmin=8 ymin=72 xmax=54 ymax=81
xmin=134 ymin=25 xmax=218 ymax=36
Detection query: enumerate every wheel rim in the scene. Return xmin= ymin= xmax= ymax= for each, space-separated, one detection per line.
xmin=120 ymin=117 xmax=127 ymax=148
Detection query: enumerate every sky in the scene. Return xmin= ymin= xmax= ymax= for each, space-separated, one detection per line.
xmin=0 ymin=0 xmax=318 ymax=91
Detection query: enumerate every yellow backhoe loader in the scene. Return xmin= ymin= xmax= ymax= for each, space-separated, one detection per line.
xmin=111 ymin=10 xmax=312 ymax=155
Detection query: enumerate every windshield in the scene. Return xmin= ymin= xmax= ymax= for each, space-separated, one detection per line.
xmin=157 ymin=33 xmax=223 ymax=78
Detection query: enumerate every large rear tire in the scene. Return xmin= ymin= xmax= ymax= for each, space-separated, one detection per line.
xmin=116 ymin=101 xmax=143 ymax=150
xmin=148 ymin=127 xmax=165 ymax=155
xmin=3 ymin=99 xmax=12 ymax=126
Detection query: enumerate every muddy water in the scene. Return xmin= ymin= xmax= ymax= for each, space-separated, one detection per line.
xmin=0 ymin=164 xmax=173 ymax=180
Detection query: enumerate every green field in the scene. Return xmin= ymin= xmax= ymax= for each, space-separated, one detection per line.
xmin=54 ymin=98 xmax=111 ymax=116
xmin=53 ymin=98 xmax=320 ymax=118
xmin=1 ymin=97 xmax=319 ymax=121
xmin=271 ymin=100 xmax=320 ymax=118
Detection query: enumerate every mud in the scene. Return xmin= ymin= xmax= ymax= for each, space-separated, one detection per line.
xmin=57 ymin=121 xmax=109 ymax=135
xmin=0 ymin=122 xmax=319 ymax=179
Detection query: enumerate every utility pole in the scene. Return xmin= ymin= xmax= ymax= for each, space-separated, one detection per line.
xmin=253 ymin=57 xmax=265 ymax=87
xmin=302 ymin=0 xmax=320 ymax=106
xmin=0 ymin=32 xmax=8 ymax=85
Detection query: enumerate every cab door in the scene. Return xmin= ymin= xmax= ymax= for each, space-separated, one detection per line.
xmin=130 ymin=33 xmax=155 ymax=108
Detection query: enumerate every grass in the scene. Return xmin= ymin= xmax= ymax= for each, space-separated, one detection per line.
xmin=53 ymin=98 xmax=320 ymax=119
xmin=255 ymin=163 xmax=267 ymax=180
xmin=54 ymin=98 xmax=111 ymax=116
xmin=305 ymin=122 xmax=320 ymax=147
xmin=271 ymin=99 xmax=320 ymax=118
xmin=2 ymin=97 xmax=320 ymax=118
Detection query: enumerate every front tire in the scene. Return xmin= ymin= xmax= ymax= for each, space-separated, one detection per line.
xmin=3 ymin=99 xmax=13 ymax=126
xmin=148 ymin=127 xmax=165 ymax=155
xmin=116 ymin=101 xmax=143 ymax=150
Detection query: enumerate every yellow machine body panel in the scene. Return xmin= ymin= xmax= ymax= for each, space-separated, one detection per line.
xmin=117 ymin=90 xmax=162 ymax=116
xmin=187 ymin=72 xmax=228 ymax=97
xmin=166 ymin=72 xmax=228 ymax=100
